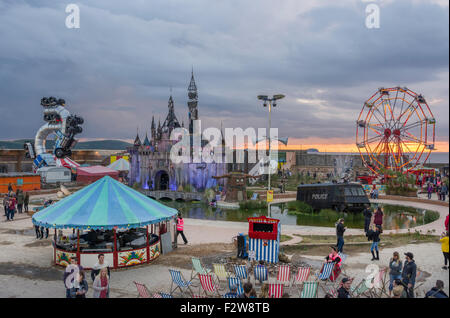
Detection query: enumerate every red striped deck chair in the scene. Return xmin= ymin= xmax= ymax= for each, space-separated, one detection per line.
xmin=276 ymin=264 xmax=291 ymax=286
xmin=268 ymin=283 xmax=284 ymax=298
xmin=198 ymin=274 xmax=222 ymax=297
xmin=325 ymin=286 xmax=338 ymax=298
xmin=371 ymin=267 xmax=389 ymax=297
xmin=134 ymin=281 xmax=151 ymax=298
xmin=290 ymin=267 xmax=311 ymax=293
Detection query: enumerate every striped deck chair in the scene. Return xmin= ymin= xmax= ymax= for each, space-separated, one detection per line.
xmin=169 ymin=269 xmax=194 ymax=297
xmin=158 ymin=292 xmax=173 ymax=298
xmin=300 ymin=281 xmax=318 ymax=298
xmin=325 ymin=286 xmax=338 ymax=298
xmin=233 ymin=264 xmax=248 ymax=281
xmin=351 ymin=279 xmax=371 ymax=298
xmin=192 ymin=294 xmax=208 ymax=298
xmin=316 ymin=262 xmax=335 ymax=284
xmin=253 ymin=264 xmax=269 ymax=285
xmin=227 ymin=276 xmax=244 ymax=297
xmin=213 ymin=263 xmax=230 ymax=284
xmin=134 ymin=281 xmax=151 ymax=298
xmin=223 ymin=293 xmax=239 ymax=298
xmin=371 ymin=267 xmax=389 ymax=297
xmin=338 ymin=252 xmax=348 ymax=275
xmin=276 ymin=265 xmax=291 ymax=286
xmin=191 ymin=257 xmax=211 ymax=280
xmin=268 ymin=284 xmax=284 ymax=298
xmin=198 ymin=274 xmax=222 ymax=297
xmin=413 ymin=270 xmax=426 ymax=296
xmin=290 ymin=267 xmax=311 ymax=293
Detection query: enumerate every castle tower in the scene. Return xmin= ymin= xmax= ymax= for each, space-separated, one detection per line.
xmin=151 ymin=116 xmax=156 ymax=142
xmin=187 ymin=69 xmax=198 ymax=135
xmin=162 ymin=95 xmax=181 ymax=136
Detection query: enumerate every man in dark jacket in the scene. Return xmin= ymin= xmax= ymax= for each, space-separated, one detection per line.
xmin=337 ymin=277 xmax=353 ymax=298
xmin=363 ymin=207 xmax=372 ymax=233
xmin=336 ymin=219 xmax=346 ymax=253
xmin=401 ymin=252 xmax=417 ymax=298
xmin=425 ymin=280 xmax=448 ymax=298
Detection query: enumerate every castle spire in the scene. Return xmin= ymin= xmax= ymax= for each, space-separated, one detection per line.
xmin=187 ymin=68 xmax=198 ymax=135
xmin=134 ymin=127 xmax=141 ymax=146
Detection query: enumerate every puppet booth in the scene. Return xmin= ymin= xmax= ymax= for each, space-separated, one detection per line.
xmin=247 ymin=216 xmax=281 ymax=263
xmin=32 ymin=176 xmax=177 ymax=269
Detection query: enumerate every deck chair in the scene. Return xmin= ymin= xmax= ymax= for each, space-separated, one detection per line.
xmin=134 ymin=281 xmax=151 ymax=298
xmin=268 ymin=283 xmax=284 ymax=298
xmin=300 ymin=281 xmax=318 ymax=298
xmin=325 ymin=286 xmax=338 ymax=298
xmin=223 ymin=292 xmax=239 ymax=298
xmin=227 ymin=276 xmax=244 ymax=297
xmin=338 ymin=252 xmax=348 ymax=275
xmin=192 ymin=294 xmax=208 ymax=298
xmin=169 ymin=269 xmax=194 ymax=297
xmin=233 ymin=264 xmax=249 ymax=281
xmin=316 ymin=262 xmax=335 ymax=285
xmin=191 ymin=257 xmax=211 ymax=280
xmin=276 ymin=264 xmax=291 ymax=287
xmin=213 ymin=263 xmax=230 ymax=285
xmin=253 ymin=264 xmax=269 ymax=285
xmin=371 ymin=267 xmax=389 ymax=297
xmin=413 ymin=270 xmax=426 ymax=296
xmin=351 ymin=279 xmax=372 ymax=298
xmin=290 ymin=267 xmax=311 ymax=293
xmin=198 ymin=274 xmax=222 ymax=297
xmin=158 ymin=292 xmax=173 ymax=298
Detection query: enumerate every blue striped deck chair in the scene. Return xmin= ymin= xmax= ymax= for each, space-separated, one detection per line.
xmin=159 ymin=292 xmax=173 ymax=298
xmin=227 ymin=276 xmax=244 ymax=297
xmin=233 ymin=264 xmax=248 ymax=281
xmin=253 ymin=264 xmax=268 ymax=285
xmin=316 ymin=262 xmax=336 ymax=290
xmin=169 ymin=269 xmax=194 ymax=297
xmin=338 ymin=252 xmax=348 ymax=275
xmin=223 ymin=292 xmax=239 ymax=298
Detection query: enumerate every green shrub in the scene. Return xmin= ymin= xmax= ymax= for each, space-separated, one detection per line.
xmin=318 ymin=209 xmax=340 ymax=221
xmin=239 ymin=200 xmax=267 ymax=210
xmin=424 ymin=210 xmax=440 ymax=223
xmin=246 ymin=190 xmax=254 ymax=199
xmin=287 ymin=201 xmax=313 ymax=213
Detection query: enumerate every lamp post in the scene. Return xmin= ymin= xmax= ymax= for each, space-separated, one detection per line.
xmin=257 ymin=94 xmax=285 ymax=216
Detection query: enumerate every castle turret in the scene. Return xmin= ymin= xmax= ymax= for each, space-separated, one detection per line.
xmin=187 ymin=69 xmax=198 ymax=135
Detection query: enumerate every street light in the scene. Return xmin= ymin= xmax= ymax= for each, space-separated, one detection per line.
xmin=257 ymin=94 xmax=285 ymax=216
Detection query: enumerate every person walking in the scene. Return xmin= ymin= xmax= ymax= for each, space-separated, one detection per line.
xmin=425 ymin=280 xmax=448 ymax=298
xmin=176 ymin=212 xmax=188 ymax=245
xmin=93 ymin=268 xmax=109 ymax=298
xmin=368 ymin=225 xmax=381 ymax=261
xmin=363 ymin=206 xmax=372 ymax=233
xmin=336 ymin=219 xmax=346 ymax=253
xmin=373 ymin=207 xmax=384 ymax=232
xmin=16 ymin=190 xmax=24 ymax=214
xmin=7 ymin=183 xmax=13 ymax=194
xmin=440 ymin=231 xmax=449 ymax=270
xmin=445 ymin=214 xmax=449 ymax=232
xmin=440 ymin=183 xmax=448 ymax=201
xmin=401 ymin=252 xmax=417 ymax=298
xmin=388 ymin=252 xmax=403 ymax=297
xmin=3 ymin=196 xmax=8 ymax=218
xmin=70 ymin=270 xmax=89 ymax=298
xmin=24 ymin=192 xmax=29 ymax=213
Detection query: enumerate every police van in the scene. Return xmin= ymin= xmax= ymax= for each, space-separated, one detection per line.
xmin=296 ymin=183 xmax=370 ymax=212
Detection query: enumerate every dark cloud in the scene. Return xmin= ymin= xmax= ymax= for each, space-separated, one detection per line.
xmin=0 ymin=0 xmax=447 ymax=147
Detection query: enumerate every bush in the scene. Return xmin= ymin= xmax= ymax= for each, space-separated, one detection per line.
xmin=132 ymin=182 xmax=141 ymax=190
xmin=287 ymin=201 xmax=313 ymax=214
xmin=239 ymin=200 xmax=267 ymax=210
xmin=318 ymin=209 xmax=340 ymax=221
xmin=246 ymin=190 xmax=254 ymax=199
xmin=424 ymin=210 xmax=440 ymax=223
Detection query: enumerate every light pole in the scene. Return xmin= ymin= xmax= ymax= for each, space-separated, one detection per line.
xmin=257 ymin=94 xmax=285 ymax=216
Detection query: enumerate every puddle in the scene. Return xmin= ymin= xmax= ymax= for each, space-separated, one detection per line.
xmin=1 ymin=229 xmax=36 ymax=236
xmin=0 ymin=262 xmax=62 ymax=281
xmin=24 ymin=240 xmax=52 ymax=247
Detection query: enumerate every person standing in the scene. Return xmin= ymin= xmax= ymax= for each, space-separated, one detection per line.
xmin=16 ymin=190 xmax=24 ymax=214
xmin=388 ymin=252 xmax=403 ymax=297
xmin=445 ymin=214 xmax=449 ymax=232
xmin=336 ymin=218 xmax=346 ymax=253
xmin=401 ymin=252 xmax=417 ymax=298
xmin=363 ymin=206 xmax=372 ymax=233
xmin=176 ymin=212 xmax=188 ymax=245
xmin=70 ymin=270 xmax=89 ymax=298
xmin=368 ymin=225 xmax=381 ymax=261
xmin=63 ymin=257 xmax=83 ymax=298
xmin=7 ymin=183 xmax=13 ymax=194
xmin=24 ymin=192 xmax=29 ymax=213
xmin=425 ymin=280 xmax=448 ymax=298
xmin=373 ymin=207 xmax=383 ymax=232
xmin=93 ymin=268 xmax=109 ymax=298
xmin=7 ymin=195 xmax=16 ymax=221
xmin=91 ymin=254 xmax=110 ymax=282
xmin=427 ymin=183 xmax=433 ymax=199
xmin=440 ymin=183 xmax=448 ymax=201
xmin=3 ymin=196 xmax=8 ymax=218
xmin=440 ymin=231 xmax=449 ymax=270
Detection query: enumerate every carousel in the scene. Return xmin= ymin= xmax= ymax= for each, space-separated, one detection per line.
xmin=32 ymin=176 xmax=178 ymax=269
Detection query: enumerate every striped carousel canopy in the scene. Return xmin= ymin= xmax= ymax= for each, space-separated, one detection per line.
xmin=32 ymin=176 xmax=178 ymax=230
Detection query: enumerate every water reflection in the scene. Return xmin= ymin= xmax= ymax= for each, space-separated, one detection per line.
xmin=162 ymin=200 xmax=430 ymax=230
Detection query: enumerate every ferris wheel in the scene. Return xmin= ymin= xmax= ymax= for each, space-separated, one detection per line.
xmin=356 ymin=87 xmax=436 ymax=175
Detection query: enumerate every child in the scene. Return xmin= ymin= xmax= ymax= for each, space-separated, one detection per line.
xmin=440 ymin=232 xmax=449 ymax=270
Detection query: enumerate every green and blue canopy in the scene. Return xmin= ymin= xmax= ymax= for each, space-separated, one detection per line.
xmin=32 ymin=176 xmax=178 ymax=230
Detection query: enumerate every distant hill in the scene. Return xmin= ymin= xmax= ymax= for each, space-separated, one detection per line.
xmin=0 ymin=139 xmax=132 ymax=150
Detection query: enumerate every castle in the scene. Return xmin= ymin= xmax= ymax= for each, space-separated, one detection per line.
xmin=127 ymin=71 xmax=227 ymax=192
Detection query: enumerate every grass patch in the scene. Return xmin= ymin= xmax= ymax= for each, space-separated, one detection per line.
xmin=280 ymin=235 xmax=293 ymax=243
xmin=239 ymin=200 xmax=267 ymax=211
xmin=297 ymin=233 xmax=439 ymax=245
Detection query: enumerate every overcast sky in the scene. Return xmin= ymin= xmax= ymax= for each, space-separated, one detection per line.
xmin=0 ymin=0 xmax=448 ymax=151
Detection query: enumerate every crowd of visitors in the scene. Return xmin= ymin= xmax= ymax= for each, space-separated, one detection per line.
xmin=2 ymin=185 xmax=29 ymax=221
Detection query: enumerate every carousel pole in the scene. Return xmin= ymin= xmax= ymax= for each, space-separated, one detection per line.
xmin=54 ymin=228 xmax=56 ymax=265
xmin=113 ymin=228 xmax=118 ymax=269
xmin=76 ymin=229 xmax=80 ymax=265
xmin=146 ymin=225 xmax=150 ymax=264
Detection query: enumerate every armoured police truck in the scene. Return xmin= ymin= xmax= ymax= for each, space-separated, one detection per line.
xmin=296 ymin=183 xmax=370 ymax=212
